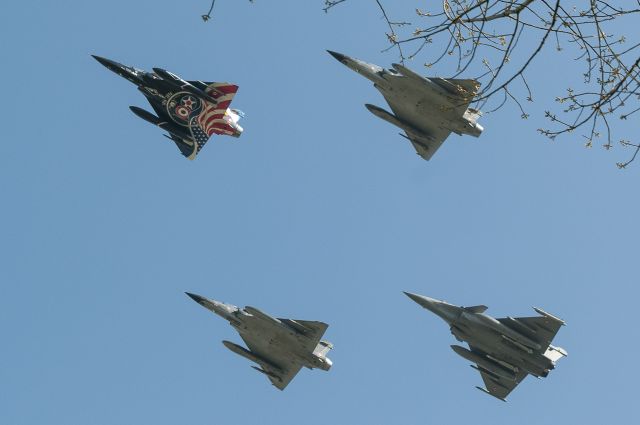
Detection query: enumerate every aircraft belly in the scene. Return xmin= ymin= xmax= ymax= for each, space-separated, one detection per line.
xmin=384 ymin=90 xmax=448 ymax=136
xmin=470 ymin=335 xmax=543 ymax=375
xmin=238 ymin=323 xmax=307 ymax=365
xmin=238 ymin=332 xmax=287 ymax=367
xmin=460 ymin=328 xmax=546 ymax=377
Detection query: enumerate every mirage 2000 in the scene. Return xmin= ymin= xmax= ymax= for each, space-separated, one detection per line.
xmin=405 ymin=292 xmax=567 ymax=401
xmin=93 ymin=55 xmax=243 ymax=159
xmin=328 ymin=51 xmax=483 ymax=161
xmin=186 ymin=292 xmax=333 ymax=390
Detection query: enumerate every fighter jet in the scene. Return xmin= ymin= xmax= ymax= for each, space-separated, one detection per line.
xmin=328 ymin=51 xmax=483 ymax=160
xmin=404 ymin=292 xmax=567 ymax=401
xmin=93 ymin=55 xmax=243 ymax=160
xmin=186 ymin=292 xmax=333 ymax=390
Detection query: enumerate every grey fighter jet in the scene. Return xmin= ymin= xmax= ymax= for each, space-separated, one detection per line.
xmin=186 ymin=292 xmax=333 ymax=390
xmin=328 ymin=51 xmax=483 ymax=160
xmin=404 ymin=292 xmax=567 ymax=401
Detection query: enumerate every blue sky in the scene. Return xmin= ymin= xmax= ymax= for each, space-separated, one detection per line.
xmin=1 ymin=1 xmax=639 ymax=424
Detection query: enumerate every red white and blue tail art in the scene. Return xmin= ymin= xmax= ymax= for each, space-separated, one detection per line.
xmin=93 ymin=55 xmax=243 ymax=160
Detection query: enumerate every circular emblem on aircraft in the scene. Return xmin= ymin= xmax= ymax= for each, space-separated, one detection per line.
xmin=166 ymin=92 xmax=202 ymax=126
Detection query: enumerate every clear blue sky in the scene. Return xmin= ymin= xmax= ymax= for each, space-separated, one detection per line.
xmin=1 ymin=1 xmax=639 ymax=424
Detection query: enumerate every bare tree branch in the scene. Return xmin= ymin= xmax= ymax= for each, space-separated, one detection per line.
xmin=324 ymin=0 xmax=347 ymax=13
xmin=326 ymin=1 xmax=640 ymax=167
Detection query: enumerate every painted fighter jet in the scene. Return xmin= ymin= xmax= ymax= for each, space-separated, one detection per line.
xmin=186 ymin=292 xmax=333 ymax=390
xmin=93 ymin=55 xmax=243 ymax=160
xmin=405 ymin=292 xmax=567 ymax=401
xmin=328 ymin=51 xmax=483 ymax=160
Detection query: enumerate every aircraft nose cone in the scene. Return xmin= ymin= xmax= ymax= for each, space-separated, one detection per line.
xmin=185 ymin=292 xmax=206 ymax=305
xmin=185 ymin=292 xmax=231 ymax=317
xmin=327 ymin=50 xmax=348 ymax=63
xmin=404 ymin=291 xmax=438 ymax=307
xmin=91 ymin=55 xmax=116 ymax=68
xmin=404 ymin=292 xmax=459 ymax=324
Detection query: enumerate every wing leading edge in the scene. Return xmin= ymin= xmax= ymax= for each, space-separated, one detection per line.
xmin=279 ymin=319 xmax=330 ymax=352
xmin=497 ymin=310 xmax=565 ymax=355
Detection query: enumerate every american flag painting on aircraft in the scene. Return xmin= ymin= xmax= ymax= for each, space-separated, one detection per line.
xmin=92 ymin=54 xmax=244 ymax=160
xmin=167 ymin=83 xmax=243 ymax=159
xmin=197 ymin=83 xmax=241 ymax=137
